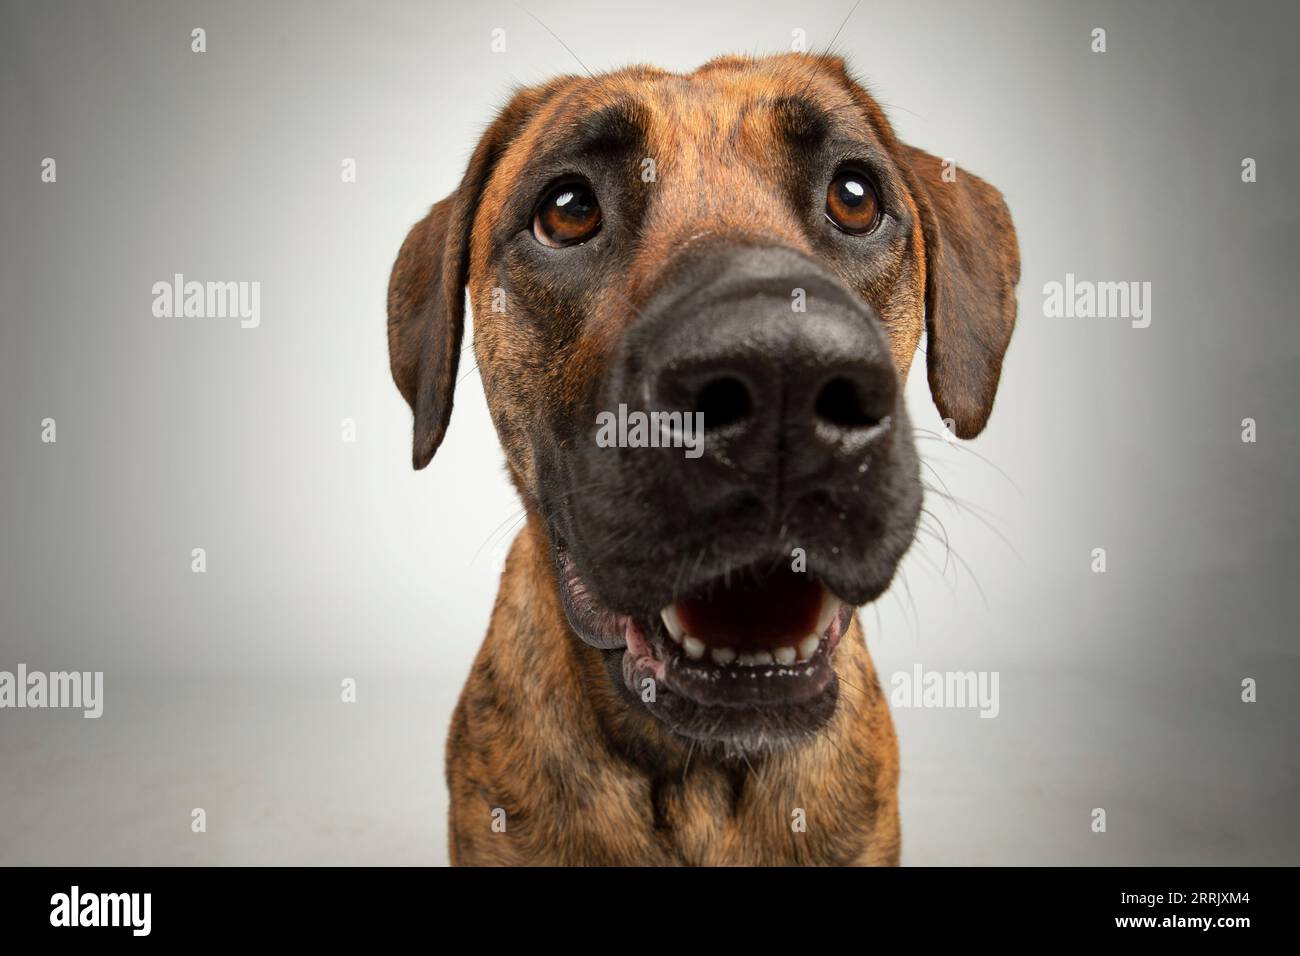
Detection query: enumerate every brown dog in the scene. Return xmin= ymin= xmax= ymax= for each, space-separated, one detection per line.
xmin=388 ymin=53 xmax=1018 ymax=865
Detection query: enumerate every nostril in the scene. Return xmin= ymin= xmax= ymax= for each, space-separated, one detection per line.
xmin=814 ymin=376 xmax=881 ymax=429
xmin=696 ymin=376 xmax=752 ymax=429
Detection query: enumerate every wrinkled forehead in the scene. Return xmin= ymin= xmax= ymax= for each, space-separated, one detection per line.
xmin=494 ymin=58 xmax=884 ymax=192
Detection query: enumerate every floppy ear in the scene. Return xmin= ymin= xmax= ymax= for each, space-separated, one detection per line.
xmin=897 ymin=146 xmax=1020 ymax=439
xmin=388 ymin=196 xmax=468 ymax=469
xmin=387 ymin=85 xmax=558 ymax=469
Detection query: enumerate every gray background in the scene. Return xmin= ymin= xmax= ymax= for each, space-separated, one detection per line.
xmin=1 ymin=0 xmax=1297 ymax=865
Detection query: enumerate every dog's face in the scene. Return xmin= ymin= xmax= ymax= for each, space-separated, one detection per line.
xmin=390 ymin=53 xmax=1018 ymax=753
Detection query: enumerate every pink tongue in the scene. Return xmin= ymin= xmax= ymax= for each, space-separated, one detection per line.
xmin=676 ymin=567 xmax=822 ymax=651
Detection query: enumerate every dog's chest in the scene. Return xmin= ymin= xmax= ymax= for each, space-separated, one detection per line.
xmin=618 ymin=762 xmax=873 ymax=866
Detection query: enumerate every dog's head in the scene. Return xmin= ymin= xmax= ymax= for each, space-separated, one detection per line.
xmin=389 ymin=53 xmax=1018 ymax=753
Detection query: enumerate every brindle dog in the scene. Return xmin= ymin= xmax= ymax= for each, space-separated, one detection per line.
xmin=388 ymin=53 xmax=1019 ymax=865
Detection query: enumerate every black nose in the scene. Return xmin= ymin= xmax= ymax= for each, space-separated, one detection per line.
xmin=623 ymin=244 xmax=899 ymax=498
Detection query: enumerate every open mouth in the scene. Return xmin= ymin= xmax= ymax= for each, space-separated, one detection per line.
xmin=623 ymin=564 xmax=850 ymax=709
xmin=665 ymin=570 xmax=839 ymax=666
xmin=555 ymin=542 xmax=852 ymax=716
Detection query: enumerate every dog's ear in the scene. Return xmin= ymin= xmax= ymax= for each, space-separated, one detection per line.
xmin=387 ymin=85 xmax=557 ymax=469
xmin=896 ymin=145 xmax=1020 ymax=438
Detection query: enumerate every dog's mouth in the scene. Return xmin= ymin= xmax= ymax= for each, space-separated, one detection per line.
xmin=633 ymin=569 xmax=849 ymax=707
xmin=556 ymin=545 xmax=851 ymax=733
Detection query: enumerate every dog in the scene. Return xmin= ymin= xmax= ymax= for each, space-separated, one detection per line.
xmin=388 ymin=53 xmax=1019 ymax=865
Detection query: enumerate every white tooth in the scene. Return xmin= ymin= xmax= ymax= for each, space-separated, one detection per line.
xmin=773 ymin=645 xmax=797 ymax=665
xmin=711 ymin=647 xmax=736 ymax=665
xmin=797 ymin=634 xmax=821 ymax=661
xmin=737 ymin=650 xmax=773 ymax=666
xmin=660 ymin=605 xmax=685 ymax=643
xmin=814 ymin=586 xmax=839 ymax=636
xmin=683 ymin=635 xmax=706 ymax=660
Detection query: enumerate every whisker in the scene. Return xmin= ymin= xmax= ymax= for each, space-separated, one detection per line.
xmin=918 ymin=505 xmax=952 ymax=576
xmin=913 ymin=427 xmax=1023 ymax=493
xmin=906 ymin=534 xmax=959 ymax=598
xmin=918 ymin=457 xmax=956 ymax=502
xmin=513 ymin=2 xmax=594 ymax=78
xmin=916 ymin=524 xmax=989 ymax=610
xmin=921 ymin=480 xmax=1023 ymax=565
xmin=825 ymin=0 xmax=864 ymax=55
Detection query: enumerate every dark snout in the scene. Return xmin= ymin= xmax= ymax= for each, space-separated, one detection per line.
xmin=626 ymin=245 xmax=899 ymax=507
xmin=564 ymin=242 xmax=921 ymax=615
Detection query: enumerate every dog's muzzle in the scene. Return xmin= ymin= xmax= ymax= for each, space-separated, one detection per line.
xmin=549 ymin=243 xmax=922 ymax=746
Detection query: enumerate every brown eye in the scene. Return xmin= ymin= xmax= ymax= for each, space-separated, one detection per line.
xmin=533 ymin=180 xmax=602 ymax=247
xmin=825 ymin=171 xmax=880 ymax=234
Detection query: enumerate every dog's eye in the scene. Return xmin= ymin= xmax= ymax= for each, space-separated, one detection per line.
xmin=825 ymin=171 xmax=880 ymax=235
xmin=533 ymin=180 xmax=602 ymax=248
